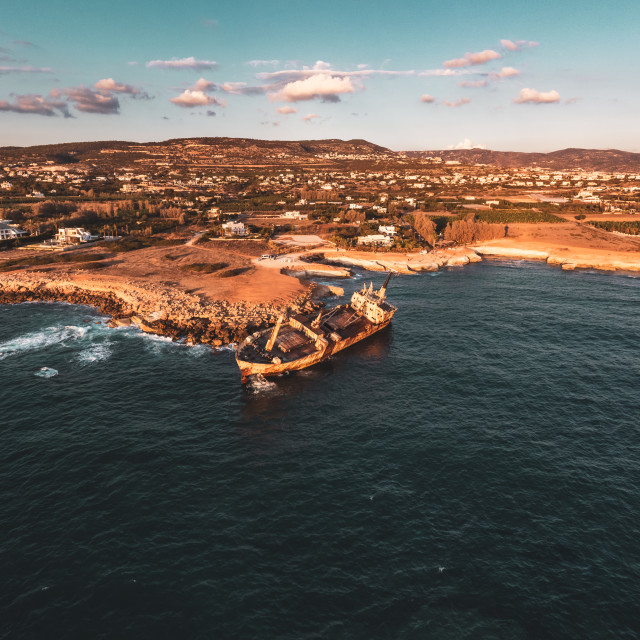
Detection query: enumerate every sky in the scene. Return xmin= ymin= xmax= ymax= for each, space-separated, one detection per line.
xmin=1 ymin=0 xmax=639 ymax=152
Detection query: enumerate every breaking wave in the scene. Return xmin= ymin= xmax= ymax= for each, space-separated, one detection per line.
xmin=0 ymin=325 xmax=88 ymax=360
xmin=76 ymin=342 xmax=114 ymax=364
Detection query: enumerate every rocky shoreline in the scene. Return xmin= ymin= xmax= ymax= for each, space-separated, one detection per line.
xmin=0 ymin=273 xmax=321 ymax=347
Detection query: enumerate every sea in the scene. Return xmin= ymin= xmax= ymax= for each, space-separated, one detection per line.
xmin=1 ymin=260 xmax=640 ymax=639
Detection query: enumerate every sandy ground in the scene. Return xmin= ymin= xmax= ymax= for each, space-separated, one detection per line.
xmin=0 ymin=236 xmax=307 ymax=304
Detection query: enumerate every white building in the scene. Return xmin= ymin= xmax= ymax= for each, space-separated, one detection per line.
xmin=378 ymin=225 xmax=397 ymax=236
xmin=0 ymin=220 xmax=27 ymax=240
xmin=283 ymin=211 xmax=308 ymax=220
xmin=357 ymin=234 xmax=393 ymax=246
xmin=55 ymin=228 xmax=96 ymax=245
xmin=221 ymin=221 xmax=248 ymax=236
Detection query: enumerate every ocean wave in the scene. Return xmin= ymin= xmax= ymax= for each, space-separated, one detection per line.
xmin=0 ymin=325 xmax=88 ymax=360
xmin=76 ymin=342 xmax=113 ymax=364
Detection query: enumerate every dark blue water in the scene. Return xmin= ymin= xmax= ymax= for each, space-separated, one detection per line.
xmin=2 ymin=261 xmax=640 ymax=639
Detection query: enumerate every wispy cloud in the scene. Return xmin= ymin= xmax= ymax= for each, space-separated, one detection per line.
xmin=247 ymin=59 xmax=279 ymax=67
xmin=303 ymin=113 xmax=320 ymax=121
xmin=170 ymin=89 xmax=226 ymax=107
xmin=202 ymin=18 xmax=218 ymax=28
xmin=0 ymin=65 xmax=52 ymax=74
xmin=276 ymin=105 xmax=297 ymax=114
xmin=220 ymin=81 xmax=266 ymax=96
xmin=444 ymin=49 xmax=500 ymax=69
xmin=443 ymin=97 xmax=471 ymax=107
xmin=420 ymin=94 xmax=435 ymax=103
xmin=459 ymin=80 xmax=488 ymax=88
xmin=513 ymin=88 xmax=560 ymax=104
xmin=500 ymin=39 xmax=539 ymax=51
xmin=0 ymin=94 xmax=70 ymax=117
xmin=10 ymin=39 xmax=36 ymax=48
xmin=146 ymin=56 xmax=218 ymax=70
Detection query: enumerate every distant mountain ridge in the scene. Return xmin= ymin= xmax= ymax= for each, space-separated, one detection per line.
xmin=1 ymin=137 xmax=640 ymax=172
xmin=403 ymin=148 xmax=640 ymax=172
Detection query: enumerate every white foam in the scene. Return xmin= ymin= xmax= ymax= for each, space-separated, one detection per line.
xmin=247 ymin=374 xmax=278 ymax=394
xmin=34 ymin=366 xmax=58 ymax=378
xmin=76 ymin=342 xmax=113 ymax=364
xmin=0 ymin=325 xmax=89 ymax=360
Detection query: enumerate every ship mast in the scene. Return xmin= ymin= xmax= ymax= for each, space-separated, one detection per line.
xmin=378 ymin=272 xmax=392 ymax=299
xmin=265 ymin=314 xmax=285 ymax=352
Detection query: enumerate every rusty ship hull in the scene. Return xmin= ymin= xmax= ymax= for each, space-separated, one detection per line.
xmin=236 ymin=275 xmax=397 ymax=382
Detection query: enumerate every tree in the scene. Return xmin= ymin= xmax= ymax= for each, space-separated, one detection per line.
xmin=412 ymin=212 xmax=437 ymax=246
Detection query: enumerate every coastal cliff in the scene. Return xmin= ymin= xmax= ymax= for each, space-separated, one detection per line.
xmin=0 ymin=273 xmax=319 ymax=346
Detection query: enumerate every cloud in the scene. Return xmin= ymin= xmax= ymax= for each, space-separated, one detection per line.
xmin=269 ymin=73 xmax=355 ymax=102
xmin=417 ymin=68 xmax=471 ymax=77
xmin=170 ymin=89 xmax=226 ymax=107
xmin=420 ymin=94 xmax=435 ymax=103
xmin=444 ymin=49 xmax=500 ymax=69
xmin=443 ymin=97 xmax=471 ymax=107
xmin=500 ymin=39 xmax=539 ymax=51
xmin=448 ymin=138 xmax=487 ymax=150
xmin=276 ymin=105 xmax=297 ymax=114
xmin=459 ymin=80 xmax=488 ymax=88
xmin=191 ymin=77 xmax=217 ymax=92
xmin=247 ymin=59 xmax=279 ymax=67
xmin=59 ymin=86 xmax=120 ymax=114
xmin=10 ymin=39 xmax=36 ymax=48
xmin=513 ymin=88 xmax=560 ymax=104
xmin=0 ymin=94 xmax=70 ymax=117
xmin=500 ymin=39 xmax=519 ymax=51
xmin=127 ymin=61 xmax=139 ymax=66
xmin=258 ymin=60 xmax=416 ymax=83
xmin=565 ymin=97 xmax=581 ymax=105
xmin=493 ymin=66 xmax=520 ymax=79
xmin=303 ymin=113 xmax=320 ymax=121
xmin=221 ymin=81 xmax=266 ymax=96
xmin=202 ymin=18 xmax=218 ymax=28
xmin=146 ymin=56 xmax=218 ymax=70
xmin=0 ymin=65 xmax=52 ymax=74
xmin=94 ymin=78 xmax=148 ymax=97
xmin=206 ymin=110 xmax=217 ymax=116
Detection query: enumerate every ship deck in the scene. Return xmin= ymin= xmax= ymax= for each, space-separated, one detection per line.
xmin=237 ymin=305 xmax=375 ymax=365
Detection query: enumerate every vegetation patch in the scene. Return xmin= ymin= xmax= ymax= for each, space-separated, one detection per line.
xmin=589 ymin=220 xmax=640 ymax=236
xmin=474 ymin=209 xmax=564 ymax=224
xmin=217 ymin=267 xmax=252 ymax=278
xmin=0 ymin=252 xmax=113 ymax=272
xmin=180 ymin=262 xmax=228 ymax=274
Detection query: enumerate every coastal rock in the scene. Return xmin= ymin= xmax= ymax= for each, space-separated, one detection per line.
xmin=0 ymin=271 xmax=318 ymax=348
xmin=471 ymin=245 xmax=550 ymax=260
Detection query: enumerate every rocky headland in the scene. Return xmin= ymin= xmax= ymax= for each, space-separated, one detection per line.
xmin=0 ymin=272 xmax=320 ymax=347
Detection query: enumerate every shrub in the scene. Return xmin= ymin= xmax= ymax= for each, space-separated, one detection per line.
xmin=180 ymin=262 xmax=228 ymax=274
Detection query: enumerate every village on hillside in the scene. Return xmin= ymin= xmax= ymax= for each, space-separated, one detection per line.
xmin=1 ymin=139 xmax=640 ymax=257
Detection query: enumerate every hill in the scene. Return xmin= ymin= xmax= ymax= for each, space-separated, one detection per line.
xmin=403 ymin=148 xmax=640 ymax=172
